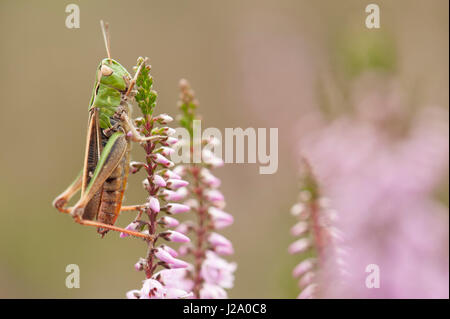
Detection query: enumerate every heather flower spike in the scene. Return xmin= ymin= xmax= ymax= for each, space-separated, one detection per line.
xmin=124 ymin=59 xmax=191 ymax=299
xmin=175 ymin=79 xmax=236 ymax=298
xmin=288 ymin=159 xmax=346 ymax=299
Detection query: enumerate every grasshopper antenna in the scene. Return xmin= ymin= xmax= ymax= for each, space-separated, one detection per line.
xmin=100 ymin=20 xmax=112 ymax=63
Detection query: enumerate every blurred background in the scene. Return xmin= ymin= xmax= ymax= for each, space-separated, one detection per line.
xmin=0 ymin=0 xmax=448 ymax=298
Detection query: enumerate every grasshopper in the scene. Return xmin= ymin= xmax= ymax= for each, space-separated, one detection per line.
xmin=53 ymin=21 xmax=159 ymax=239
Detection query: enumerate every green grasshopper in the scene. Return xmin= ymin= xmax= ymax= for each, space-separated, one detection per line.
xmin=53 ymin=21 xmax=158 ymax=239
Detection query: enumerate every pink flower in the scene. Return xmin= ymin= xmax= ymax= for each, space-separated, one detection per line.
xmin=161 ymin=189 xmax=187 ymax=201
xmin=154 ymin=113 xmax=173 ymax=124
xmin=292 ymin=259 xmax=316 ymax=278
xmin=201 ymin=251 xmax=237 ymax=289
xmin=199 ymin=283 xmax=228 ymax=299
xmin=159 ymin=216 xmax=180 ymax=228
xmin=126 ymin=289 xmax=141 ymax=299
xmin=154 ymin=247 xmax=189 ymax=269
xmin=163 ymin=169 xmax=182 ymax=180
xmin=153 ymin=268 xmax=194 ymax=293
xmin=164 ymin=137 xmax=179 ymax=146
xmin=166 ymin=179 xmax=189 ymax=190
xmin=161 ymin=244 xmax=179 ymax=257
xmin=208 ymin=207 xmax=234 ymax=229
xmin=120 ymin=222 xmax=139 ymax=238
xmin=297 ymin=283 xmax=317 ymax=299
xmin=153 ymin=175 xmax=166 ymax=187
xmin=153 ymin=153 xmax=174 ymax=167
xmin=134 ymin=262 xmax=143 ymax=271
xmin=154 ymin=247 xmax=174 ymax=264
xmin=161 ymin=230 xmax=191 ymax=243
xmin=288 ymin=238 xmax=311 ymax=255
xmin=141 ymin=279 xmax=166 ymax=299
xmin=148 ymin=196 xmax=160 ymax=213
xmin=208 ymin=232 xmax=233 ymax=250
xmin=166 ymin=203 xmax=190 ymax=214
xmin=214 ymin=245 xmax=234 ymax=256
xmin=205 ymin=190 xmax=225 ymax=203
xmin=200 ymin=168 xmax=221 ymax=188
xmin=290 ymin=221 xmax=308 ymax=237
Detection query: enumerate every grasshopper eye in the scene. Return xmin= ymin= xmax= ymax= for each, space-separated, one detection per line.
xmin=100 ymin=65 xmax=113 ymax=76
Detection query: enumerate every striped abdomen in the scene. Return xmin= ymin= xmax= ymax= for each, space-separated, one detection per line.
xmin=97 ymin=144 xmax=130 ymax=236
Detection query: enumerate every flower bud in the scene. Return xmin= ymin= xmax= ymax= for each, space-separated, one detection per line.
xmin=153 ymin=174 xmax=167 ymax=187
xmin=159 ymin=216 xmax=180 ymax=228
xmin=161 ymin=230 xmax=190 ymax=243
xmin=120 ymin=222 xmax=139 ymax=238
xmin=208 ymin=207 xmax=233 ymax=229
xmin=153 ymin=153 xmax=174 ymax=167
xmin=166 ymin=203 xmax=190 ymax=214
xmin=148 ymin=196 xmax=160 ymax=213
xmin=166 ymin=179 xmax=189 ymax=190
xmin=288 ymin=238 xmax=311 ymax=255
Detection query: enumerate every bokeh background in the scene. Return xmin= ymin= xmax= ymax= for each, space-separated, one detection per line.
xmin=0 ymin=0 xmax=448 ymax=298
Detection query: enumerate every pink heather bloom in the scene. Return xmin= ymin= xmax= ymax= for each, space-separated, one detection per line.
xmin=163 ymin=127 xmax=176 ymax=136
xmin=293 ymin=259 xmax=316 ymax=278
xmin=165 ymin=288 xmax=193 ymax=299
xmin=199 ymin=283 xmax=227 ymax=299
xmin=298 ymin=271 xmax=315 ymax=289
xmin=172 ymin=165 xmax=186 ymax=177
xmin=161 ymin=244 xmax=179 ymax=257
xmin=120 ymin=222 xmax=139 ymax=238
xmin=165 ymin=137 xmax=179 ymax=145
xmin=154 ymin=247 xmax=189 ymax=269
xmin=163 ymin=230 xmax=191 ymax=243
xmin=163 ymin=169 xmax=182 ymax=180
xmin=148 ymin=196 xmax=160 ymax=213
xmin=154 ymin=247 xmax=174 ymax=264
xmin=208 ymin=207 xmax=234 ymax=229
xmin=205 ymin=190 xmax=225 ymax=203
xmin=294 ymin=77 xmax=449 ymax=298
xmin=290 ymin=221 xmax=308 ymax=237
xmin=166 ymin=179 xmax=189 ymax=190
xmin=126 ymin=290 xmax=140 ymax=299
xmin=288 ymin=238 xmax=311 ymax=255
xmin=175 ymin=222 xmax=191 ymax=235
xmin=158 ymin=146 xmax=175 ymax=157
xmin=200 ymin=168 xmax=221 ymax=188
xmin=201 ymin=251 xmax=237 ymax=289
xmin=134 ymin=262 xmax=143 ymax=272
xmin=153 ymin=153 xmax=174 ymax=167
xmin=133 ymin=278 xmax=192 ymax=299
xmin=153 ymin=269 xmax=194 ymax=293
xmin=141 ymin=279 xmax=166 ymax=299
xmin=154 ymin=113 xmax=173 ymax=124
xmin=178 ymin=244 xmax=191 ymax=256
xmin=153 ymin=175 xmax=166 ymax=187
xmin=161 ymin=189 xmax=186 ymax=201
xmin=205 ymin=156 xmax=224 ymax=168
xmin=160 ymin=216 xmax=180 ymax=228
xmin=166 ymin=203 xmax=190 ymax=214
xmin=208 ymin=232 xmax=233 ymax=249
xmin=297 ymin=283 xmax=317 ymax=299
xmin=214 ymin=245 xmax=234 ymax=256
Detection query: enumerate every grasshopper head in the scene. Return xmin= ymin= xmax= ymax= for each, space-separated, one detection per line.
xmin=97 ymin=58 xmax=131 ymax=92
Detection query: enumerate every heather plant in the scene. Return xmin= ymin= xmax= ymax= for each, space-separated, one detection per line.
xmin=293 ymin=72 xmax=449 ymax=298
xmin=124 ymin=58 xmax=193 ymax=299
xmin=289 ymin=159 xmax=346 ymax=298
xmin=173 ymin=79 xmax=237 ymax=299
